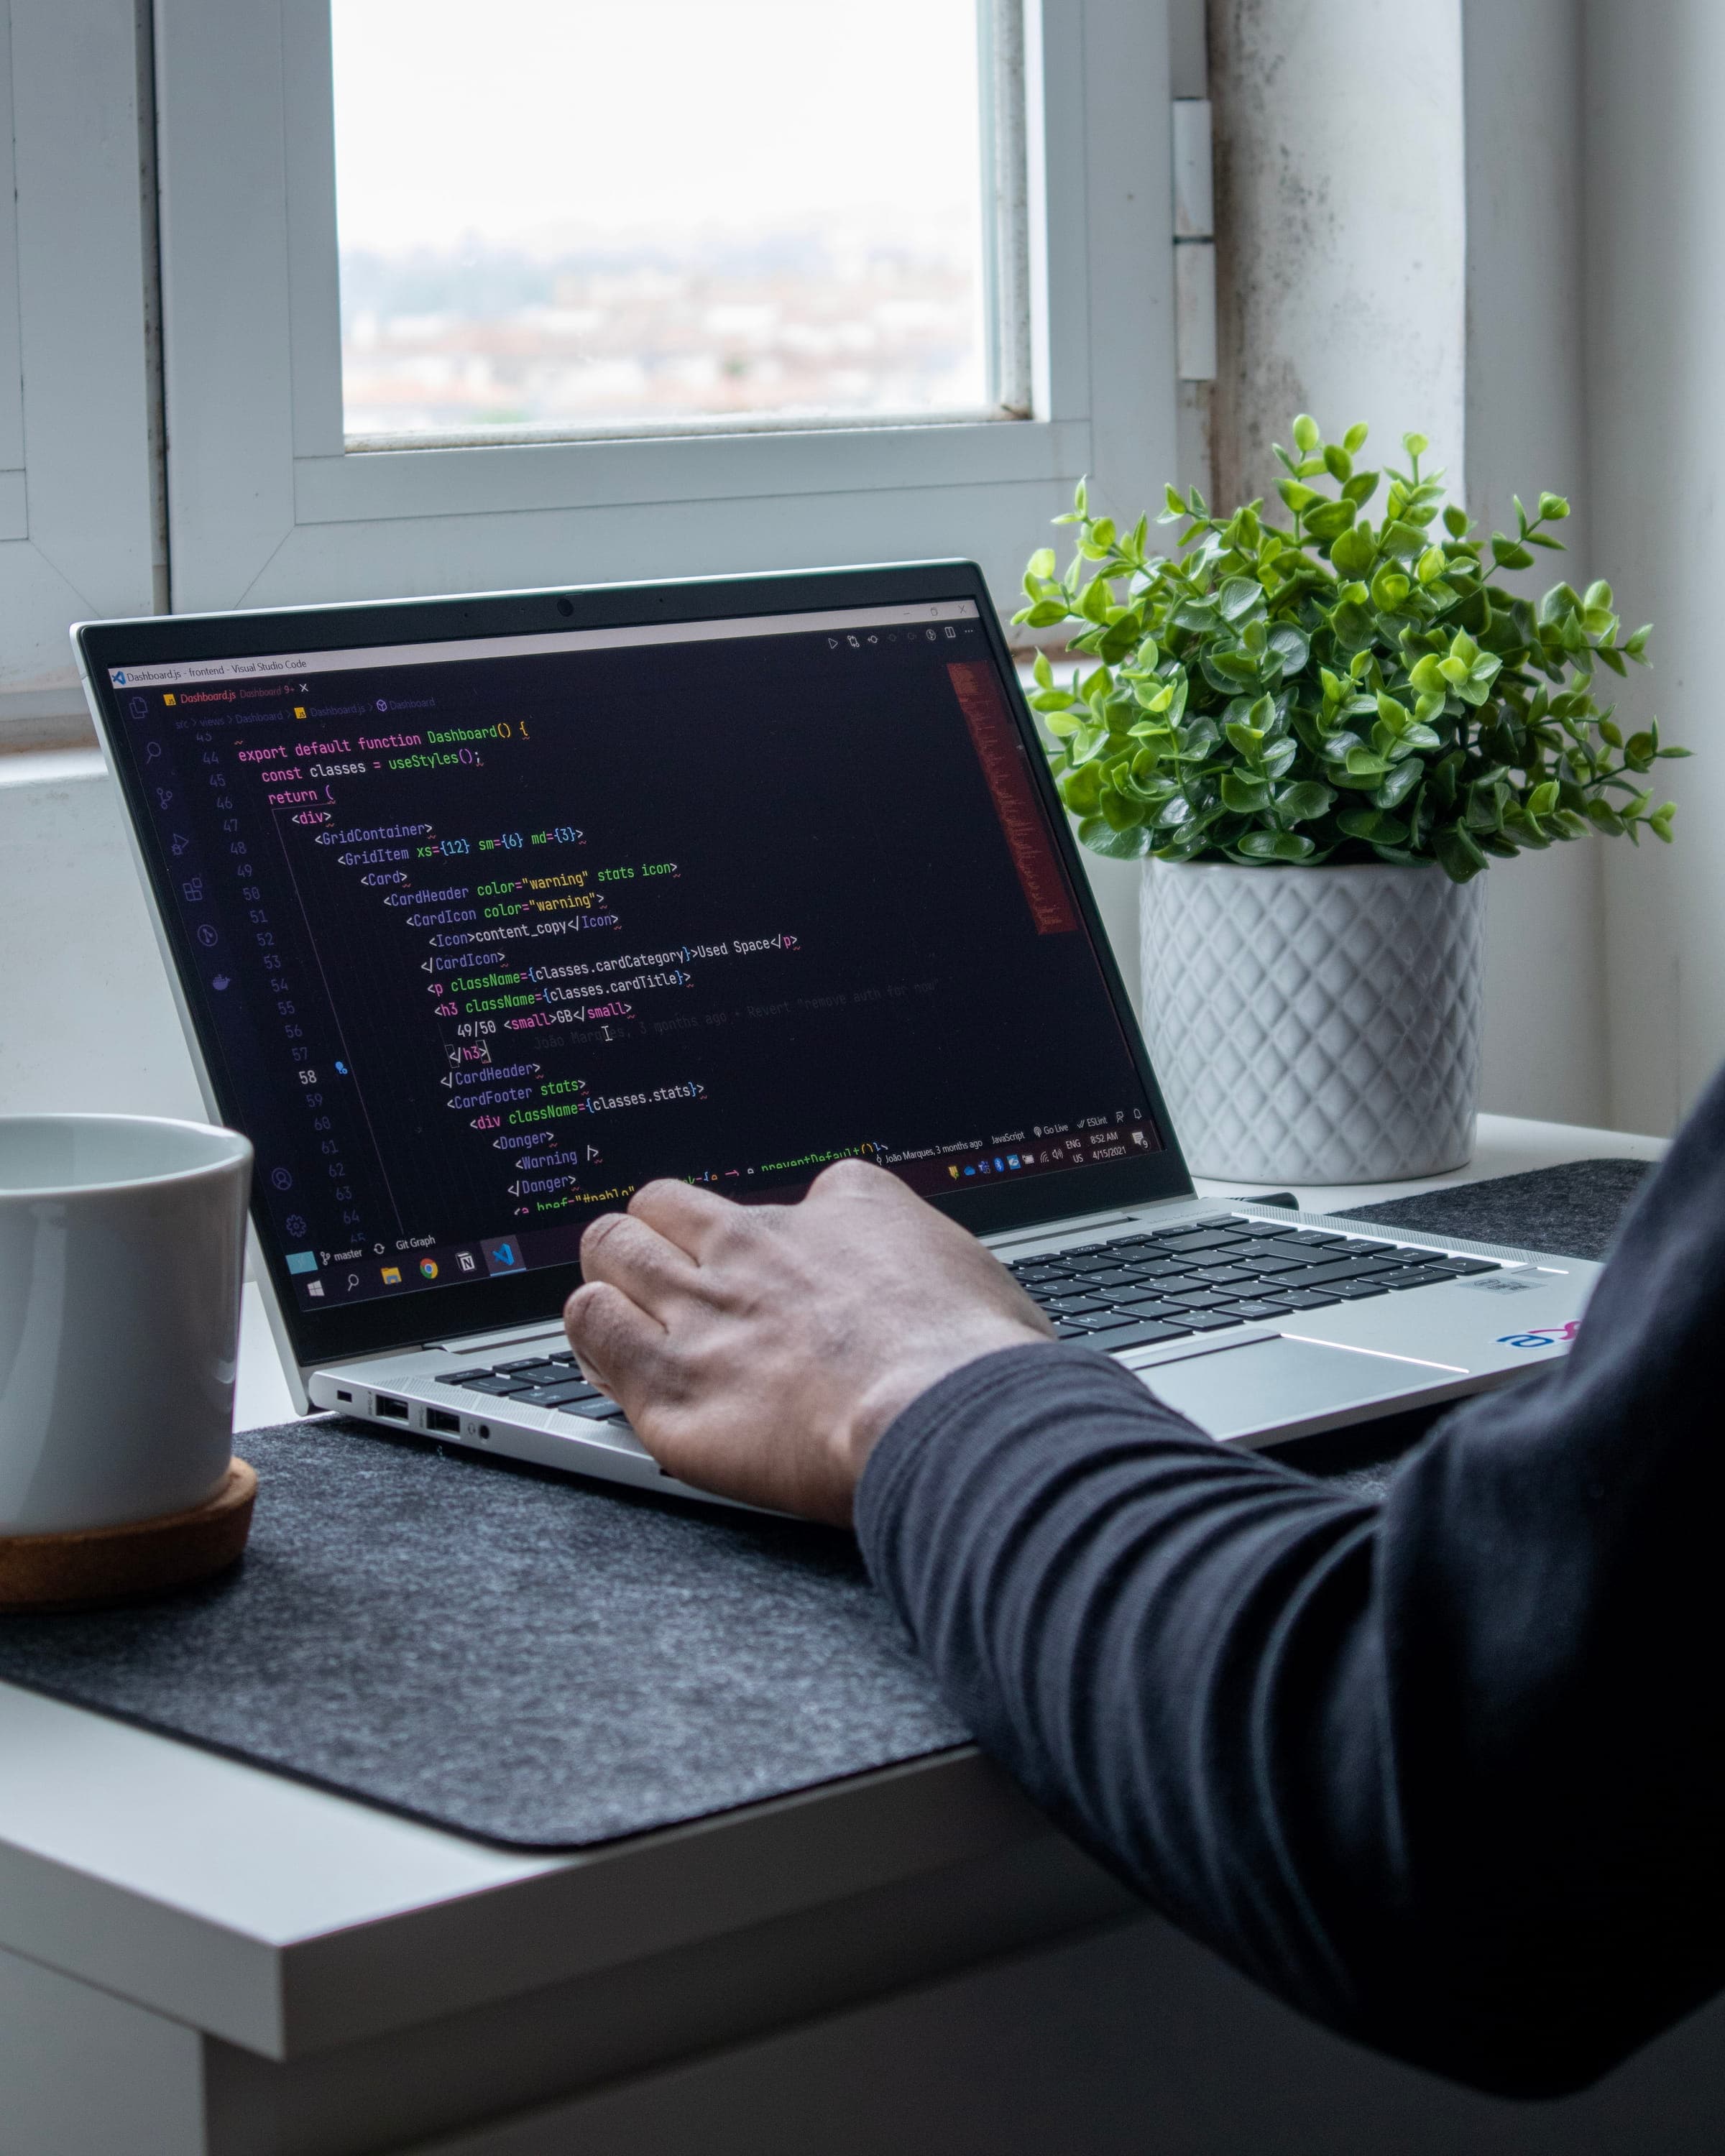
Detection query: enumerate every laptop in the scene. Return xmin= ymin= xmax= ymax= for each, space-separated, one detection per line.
xmin=75 ymin=564 xmax=1597 ymax=1508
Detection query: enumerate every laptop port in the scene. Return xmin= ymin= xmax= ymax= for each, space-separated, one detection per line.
xmin=423 ymin=1407 xmax=461 ymax=1435
xmin=335 ymin=1388 xmax=353 ymax=1403
xmin=373 ymin=1394 xmax=409 ymax=1421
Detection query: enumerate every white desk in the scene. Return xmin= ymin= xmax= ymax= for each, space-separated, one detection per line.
xmin=13 ymin=1112 xmax=1721 ymax=2156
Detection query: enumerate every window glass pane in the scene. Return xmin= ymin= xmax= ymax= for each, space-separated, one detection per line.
xmin=332 ymin=0 xmax=998 ymax=444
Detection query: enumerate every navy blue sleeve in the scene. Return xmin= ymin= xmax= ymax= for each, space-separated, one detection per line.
xmin=854 ymin=1072 xmax=1725 ymax=2097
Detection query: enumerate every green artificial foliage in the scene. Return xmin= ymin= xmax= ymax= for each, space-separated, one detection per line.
xmin=1016 ymin=416 xmax=1687 ymax=880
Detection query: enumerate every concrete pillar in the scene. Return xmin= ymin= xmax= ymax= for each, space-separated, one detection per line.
xmin=1207 ymin=0 xmax=1466 ymax=511
xmin=1204 ymin=0 xmax=1619 ymax=1128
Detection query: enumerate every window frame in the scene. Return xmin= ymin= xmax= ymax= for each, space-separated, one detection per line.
xmin=153 ymin=0 xmax=1177 ymax=619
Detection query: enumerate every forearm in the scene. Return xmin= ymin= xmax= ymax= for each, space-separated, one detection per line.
xmin=854 ymin=1322 xmax=1725 ymax=2099
xmin=855 ymin=1344 xmax=1398 ymax=2045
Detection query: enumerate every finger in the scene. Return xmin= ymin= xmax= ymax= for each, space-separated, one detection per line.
xmin=627 ymin=1177 xmax=744 ymax=1259
xmin=579 ymin=1208 xmax=700 ymax=1319
xmin=563 ymin=1279 xmax=669 ymax=1401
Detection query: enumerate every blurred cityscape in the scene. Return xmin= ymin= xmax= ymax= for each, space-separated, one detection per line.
xmin=339 ymin=228 xmax=990 ymax=441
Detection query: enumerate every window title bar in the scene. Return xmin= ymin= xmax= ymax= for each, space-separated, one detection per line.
xmin=107 ymin=599 xmax=982 ymax=690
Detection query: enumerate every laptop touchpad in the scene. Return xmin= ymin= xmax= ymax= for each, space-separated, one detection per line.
xmin=1133 ymin=1335 xmax=1456 ymax=1443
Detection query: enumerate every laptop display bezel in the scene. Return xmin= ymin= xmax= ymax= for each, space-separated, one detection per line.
xmin=78 ymin=561 xmax=1197 ymax=1370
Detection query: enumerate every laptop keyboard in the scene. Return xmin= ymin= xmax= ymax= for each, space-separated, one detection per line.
xmin=426 ymin=1220 xmax=1501 ymax=1415
xmin=1006 ymin=1219 xmax=1500 ymax=1350
xmin=434 ymin=1351 xmax=627 ymax=1420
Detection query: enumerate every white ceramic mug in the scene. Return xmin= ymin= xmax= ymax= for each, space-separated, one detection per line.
xmin=0 ymin=1115 xmax=252 ymax=1536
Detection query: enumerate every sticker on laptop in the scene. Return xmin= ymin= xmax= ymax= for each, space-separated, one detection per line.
xmin=1495 ymin=1319 xmax=1582 ymax=1350
xmin=1459 ymin=1274 xmax=1540 ymax=1294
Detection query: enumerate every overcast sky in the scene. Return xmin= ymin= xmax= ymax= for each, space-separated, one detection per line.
xmin=333 ymin=0 xmax=984 ymax=252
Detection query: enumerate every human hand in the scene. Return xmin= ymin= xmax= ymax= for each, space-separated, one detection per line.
xmin=562 ymin=1159 xmax=1052 ymax=1524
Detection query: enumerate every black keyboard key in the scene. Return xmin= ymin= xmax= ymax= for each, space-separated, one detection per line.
xmin=1237 ymin=1251 xmax=1315 ymax=1276
xmin=1328 ymin=1279 xmax=1394 ymax=1299
xmin=1181 ymin=1309 xmax=1252 ymax=1330
xmin=1061 ymin=1252 xmax=1133 ymax=1275
xmin=1052 ymin=1316 xmax=1108 ymax=1338
xmin=492 ymin=1356 xmax=564 ymax=1376
xmin=1221 ymin=1299 xmax=1294 ymax=1322
xmin=1188 ymin=1264 xmax=1262 ymax=1287
xmin=453 ymin=1374 xmax=538 ymax=1396
xmin=436 ymin=1369 xmax=494 ymax=1386
xmin=1098 ymin=1319 xmax=1190 ymax=1350
xmin=510 ymin=1381 xmax=601 ymax=1407
xmin=1292 ymin=1258 xmax=1401 ymax=1287
xmin=1383 ymin=1267 xmax=1459 ymax=1291
xmin=1163 ymin=1286 xmax=1245 ymax=1309
xmin=1043 ymin=1294 xmax=1114 ymax=1314
xmin=1427 ymin=1257 xmax=1501 ymax=1276
xmin=1149 ymin=1229 xmax=1251 ymax=1254
xmin=555 ymin=1396 xmax=626 ymax=1420
xmin=1227 ymin=1220 xmax=1307 ymax=1238
xmin=1267 ymin=1286 xmax=1343 ymax=1309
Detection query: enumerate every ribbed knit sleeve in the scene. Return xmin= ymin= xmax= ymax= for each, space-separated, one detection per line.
xmin=855 ymin=1069 xmax=1725 ymax=2096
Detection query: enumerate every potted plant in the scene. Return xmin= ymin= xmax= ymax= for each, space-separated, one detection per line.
xmin=1016 ymin=418 xmax=1686 ymax=1182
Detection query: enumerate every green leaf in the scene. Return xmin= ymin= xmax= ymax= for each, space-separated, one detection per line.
xmin=1218 ymin=575 xmax=1264 ymax=621
xmin=1403 ymin=432 xmax=1430 ymax=458
xmin=1492 ymin=535 xmax=1536 ymax=571
xmin=1292 ymin=413 xmax=1321 ymax=452
xmin=1236 ymin=829 xmax=1317 ymax=862
xmin=1343 ymin=745 xmax=1393 ymax=778
xmin=1276 ymin=479 xmax=1324 ymax=517
xmin=1220 ymin=771 xmax=1272 ymax=813
xmin=1432 ymin=821 xmax=1489 ymax=883
xmin=1443 ymin=504 xmax=1469 ymax=538
xmin=1276 ymin=780 xmax=1335 ymax=823
xmin=1374 ymin=759 xmax=1423 ymax=811
xmin=1266 ymin=624 xmax=1310 ymax=676
xmin=1305 ymin=499 xmax=1358 ymax=544
xmin=1538 ymin=492 xmax=1570 ymax=520
xmin=1343 ymin=423 xmax=1369 ymax=454
xmin=1323 ymin=444 xmax=1353 ymax=482
xmin=1223 ymin=719 xmax=1264 ymax=759
xmin=1329 ymin=526 xmax=1376 ymax=578
xmin=1077 ymin=816 xmax=1154 ymax=860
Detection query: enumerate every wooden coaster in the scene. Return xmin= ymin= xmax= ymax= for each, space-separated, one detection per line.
xmin=0 ymin=1460 xmax=257 ymax=1613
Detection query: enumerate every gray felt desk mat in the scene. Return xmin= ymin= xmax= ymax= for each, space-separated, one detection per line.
xmin=0 ymin=1421 xmax=967 ymax=1848
xmin=0 ymin=1159 xmax=1655 ymax=1850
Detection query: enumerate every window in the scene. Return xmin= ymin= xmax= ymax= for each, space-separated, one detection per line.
xmin=150 ymin=0 xmax=1174 ymax=622
xmin=333 ymin=0 xmax=1023 ymax=446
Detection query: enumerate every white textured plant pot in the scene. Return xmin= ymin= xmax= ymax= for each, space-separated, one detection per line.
xmin=1139 ymin=859 xmax=1486 ymax=1184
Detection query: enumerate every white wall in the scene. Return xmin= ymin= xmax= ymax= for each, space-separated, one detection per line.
xmin=1583 ymin=0 xmax=1725 ymax=1133
xmin=1461 ymin=0 xmax=1609 ymax=1127
xmin=0 ymin=754 xmax=202 ymax=1120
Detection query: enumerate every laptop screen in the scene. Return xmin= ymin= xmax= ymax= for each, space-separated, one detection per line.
xmin=91 ymin=576 xmax=1177 ymax=1341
